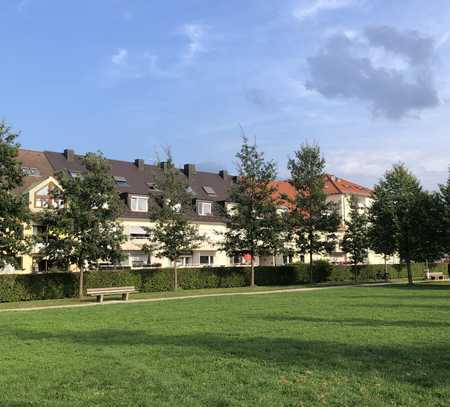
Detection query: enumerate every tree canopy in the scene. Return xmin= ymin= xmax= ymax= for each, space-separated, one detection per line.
xmin=35 ymin=152 xmax=125 ymax=296
xmin=221 ymin=137 xmax=281 ymax=286
xmin=144 ymin=153 xmax=205 ymax=290
xmin=0 ymin=121 xmax=31 ymax=269
xmin=287 ymin=143 xmax=340 ymax=281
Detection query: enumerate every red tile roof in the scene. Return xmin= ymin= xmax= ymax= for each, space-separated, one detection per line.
xmin=271 ymin=174 xmax=373 ymax=204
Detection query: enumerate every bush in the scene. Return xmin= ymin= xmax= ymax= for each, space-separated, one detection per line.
xmin=0 ymin=273 xmax=77 ymax=303
xmin=0 ymin=262 xmax=440 ymax=303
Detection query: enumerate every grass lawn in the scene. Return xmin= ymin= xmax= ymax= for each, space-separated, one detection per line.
xmin=0 ymin=283 xmax=449 ymax=406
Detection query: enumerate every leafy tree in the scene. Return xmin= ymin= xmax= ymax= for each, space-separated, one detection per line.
xmin=287 ymin=143 xmax=340 ymax=282
xmin=144 ymin=153 xmax=205 ymax=291
xmin=368 ymin=196 xmax=397 ymax=274
xmin=369 ymin=164 xmax=440 ymax=286
xmin=437 ymin=169 xmax=450 ymax=256
xmin=341 ymin=195 xmax=369 ymax=280
xmin=35 ymin=152 xmax=125 ymax=297
xmin=0 ymin=121 xmax=31 ymax=269
xmin=221 ymin=137 xmax=280 ymax=287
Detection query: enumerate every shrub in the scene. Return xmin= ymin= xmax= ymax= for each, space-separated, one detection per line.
xmin=0 ymin=262 xmax=439 ymax=303
xmin=0 ymin=273 xmax=77 ymax=303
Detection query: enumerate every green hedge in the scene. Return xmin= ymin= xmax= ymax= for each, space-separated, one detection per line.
xmin=0 ymin=262 xmax=443 ymax=303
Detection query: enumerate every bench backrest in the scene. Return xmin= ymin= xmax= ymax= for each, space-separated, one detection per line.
xmin=86 ymin=286 xmax=135 ymax=294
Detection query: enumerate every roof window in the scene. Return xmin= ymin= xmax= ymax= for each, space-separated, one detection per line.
xmin=114 ymin=176 xmax=129 ymax=186
xmin=22 ymin=167 xmax=40 ymax=177
xmin=202 ymin=186 xmax=216 ymax=196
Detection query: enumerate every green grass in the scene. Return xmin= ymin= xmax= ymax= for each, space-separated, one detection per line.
xmin=0 ymin=280 xmax=385 ymax=311
xmin=0 ymin=283 xmax=449 ymax=406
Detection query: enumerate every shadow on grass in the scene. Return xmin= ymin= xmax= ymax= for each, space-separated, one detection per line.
xmin=380 ymin=283 xmax=450 ymax=291
xmin=347 ymin=303 xmax=450 ymax=311
xmin=10 ymin=328 xmax=450 ymax=389
xmin=252 ymin=314 xmax=450 ymax=328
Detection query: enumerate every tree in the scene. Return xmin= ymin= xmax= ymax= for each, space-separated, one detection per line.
xmin=287 ymin=143 xmax=340 ymax=282
xmin=369 ymin=164 xmax=440 ymax=286
xmin=0 ymin=121 xmax=31 ymax=269
xmin=221 ymin=137 xmax=280 ymax=287
xmin=368 ymin=196 xmax=397 ymax=274
xmin=35 ymin=152 xmax=125 ymax=297
xmin=144 ymin=152 xmax=205 ymax=291
xmin=437 ymin=169 xmax=450 ymax=256
xmin=341 ymin=195 xmax=369 ymax=281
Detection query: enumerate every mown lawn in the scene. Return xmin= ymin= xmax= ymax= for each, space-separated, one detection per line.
xmin=0 ymin=283 xmax=449 ymax=406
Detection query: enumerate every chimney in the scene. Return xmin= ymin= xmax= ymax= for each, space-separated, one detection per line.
xmin=219 ymin=170 xmax=228 ymax=179
xmin=183 ymin=163 xmax=196 ymax=178
xmin=159 ymin=161 xmax=169 ymax=172
xmin=135 ymin=159 xmax=145 ymax=171
xmin=64 ymin=149 xmax=74 ymax=161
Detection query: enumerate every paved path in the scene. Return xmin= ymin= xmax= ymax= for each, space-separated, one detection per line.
xmin=0 ymin=282 xmax=397 ymax=314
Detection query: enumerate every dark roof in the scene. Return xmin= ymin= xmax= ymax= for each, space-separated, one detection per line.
xmin=41 ymin=150 xmax=234 ymax=221
xmin=15 ymin=149 xmax=55 ymax=194
xmin=184 ymin=170 xmax=234 ymax=202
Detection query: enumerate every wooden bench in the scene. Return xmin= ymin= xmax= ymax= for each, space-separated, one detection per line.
xmin=427 ymin=272 xmax=444 ymax=280
xmin=86 ymin=286 xmax=137 ymax=303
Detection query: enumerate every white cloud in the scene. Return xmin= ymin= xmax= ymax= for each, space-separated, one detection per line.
xmin=179 ymin=23 xmax=208 ymax=64
xmin=293 ymin=0 xmax=356 ymax=22
xmin=111 ymin=48 xmax=128 ymax=66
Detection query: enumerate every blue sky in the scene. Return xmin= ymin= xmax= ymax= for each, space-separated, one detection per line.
xmin=2 ymin=0 xmax=450 ymax=189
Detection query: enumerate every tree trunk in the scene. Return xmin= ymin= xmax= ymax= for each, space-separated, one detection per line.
xmin=173 ymin=260 xmax=178 ymax=291
xmin=250 ymin=255 xmax=255 ymax=287
xmin=309 ymin=250 xmax=313 ymax=283
xmin=79 ymin=264 xmax=84 ymax=299
xmin=384 ymin=255 xmax=388 ymax=275
xmin=406 ymin=259 xmax=413 ymax=286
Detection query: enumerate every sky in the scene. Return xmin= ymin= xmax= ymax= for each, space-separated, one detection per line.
xmin=2 ymin=0 xmax=450 ymax=189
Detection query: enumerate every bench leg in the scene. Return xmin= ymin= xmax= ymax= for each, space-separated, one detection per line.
xmin=122 ymin=293 xmax=129 ymax=301
xmin=96 ymin=294 xmax=104 ymax=303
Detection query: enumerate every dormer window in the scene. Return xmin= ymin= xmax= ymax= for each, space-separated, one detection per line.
xmin=114 ymin=176 xmax=129 ymax=186
xmin=202 ymin=186 xmax=216 ymax=196
xmin=197 ymin=201 xmax=212 ymax=216
xmin=130 ymin=195 xmax=148 ymax=212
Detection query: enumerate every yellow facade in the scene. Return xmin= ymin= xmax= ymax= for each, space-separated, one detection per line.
xmin=2 ymin=176 xmax=395 ymax=274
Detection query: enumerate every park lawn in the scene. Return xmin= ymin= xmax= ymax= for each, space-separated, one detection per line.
xmin=0 ymin=284 xmax=449 ymax=406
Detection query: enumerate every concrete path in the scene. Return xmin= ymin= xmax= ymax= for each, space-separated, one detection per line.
xmin=0 ymin=282 xmax=397 ymax=314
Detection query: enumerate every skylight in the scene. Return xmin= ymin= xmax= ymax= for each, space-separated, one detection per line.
xmin=22 ymin=167 xmax=40 ymax=177
xmin=202 ymin=186 xmax=216 ymax=196
xmin=147 ymin=182 xmax=160 ymax=191
xmin=69 ymin=170 xmax=82 ymax=178
xmin=114 ymin=175 xmax=129 ymax=186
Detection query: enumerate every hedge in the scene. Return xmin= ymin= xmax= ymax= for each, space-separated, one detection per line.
xmin=0 ymin=262 xmax=443 ymax=303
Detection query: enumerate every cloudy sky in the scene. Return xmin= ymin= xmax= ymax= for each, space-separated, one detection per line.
xmin=2 ymin=0 xmax=450 ymax=189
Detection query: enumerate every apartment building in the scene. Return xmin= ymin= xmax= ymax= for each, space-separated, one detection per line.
xmin=5 ymin=148 xmax=383 ymax=274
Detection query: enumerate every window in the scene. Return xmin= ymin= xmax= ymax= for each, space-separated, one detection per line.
xmin=177 ymin=256 xmax=193 ymax=267
xmin=114 ymin=176 xmax=129 ymax=186
xmin=69 ymin=170 xmax=82 ymax=178
xmin=200 ymin=255 xmax=214 ymax=266
xmin=197 ymin=201 xmax=212 ymax=216
xmin=283 ymin=254 xmax=293 ymax=265
xmin=130 ymin=253 xmax=151 ymax=268
xmin=34 ymin=183 xmax=62 ymax=208
xmin=147 ymin=182 xmax=160 ymax=191
xmin=128 ymin=226 xmax=149 ymax=239
xmin=202 ymin=186 xmax=216 ymax=196
xmin=130 ymin=196 xmax=148 ymax=212
xmin=22 ymin=167 xmax=40 ymax=176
